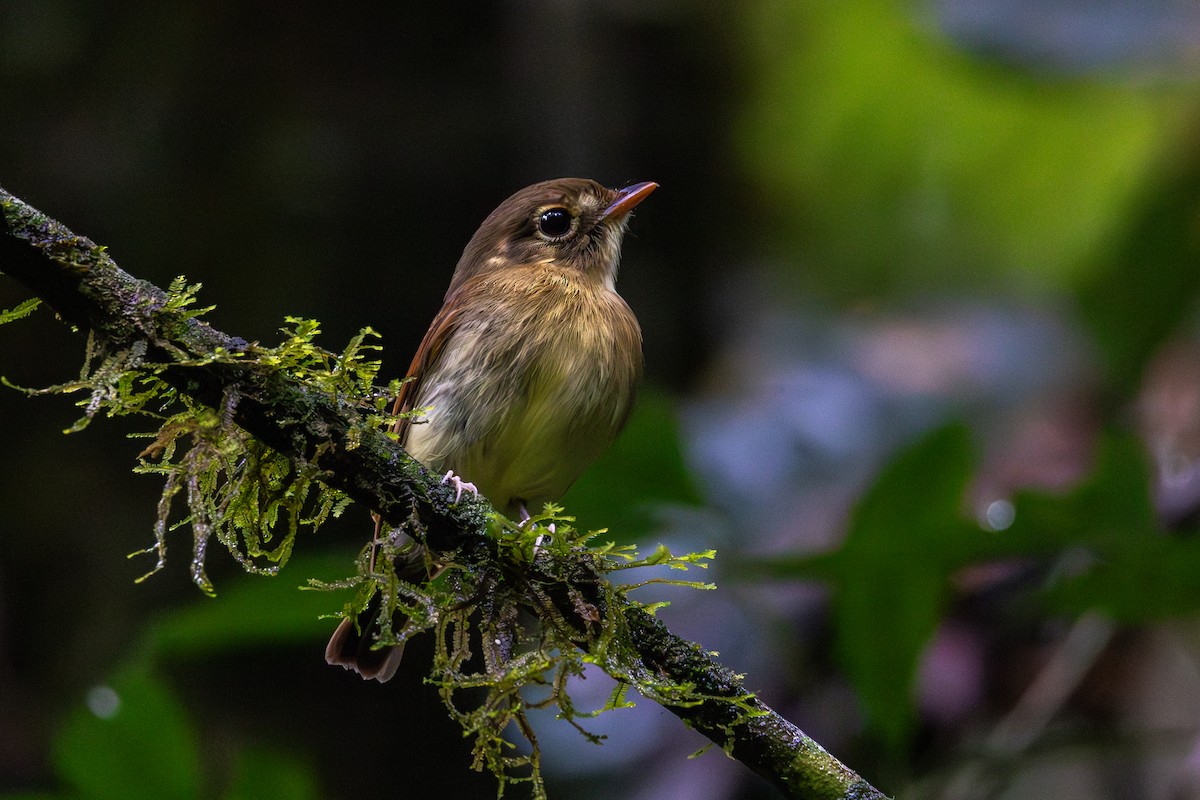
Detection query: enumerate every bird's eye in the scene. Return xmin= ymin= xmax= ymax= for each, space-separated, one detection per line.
xmin=536 ymin=207 xmax=575 ymax=239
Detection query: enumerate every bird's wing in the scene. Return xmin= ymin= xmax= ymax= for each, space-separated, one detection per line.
xmin=390 ymin=289 xmax=469 ymax=446
xmin=359 ymin=285 xmax=470 ymax=595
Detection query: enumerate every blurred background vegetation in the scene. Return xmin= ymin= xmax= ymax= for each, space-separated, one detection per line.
xmin=2 ymin=1 xmax=1200 ymax=798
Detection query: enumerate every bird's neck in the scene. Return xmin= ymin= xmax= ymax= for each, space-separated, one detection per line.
xmin=494 ymin=261 xmax=617 ymax=297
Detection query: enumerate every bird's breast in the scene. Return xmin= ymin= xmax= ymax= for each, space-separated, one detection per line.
xmin=405 ymin=269 xmax=642 ymax=514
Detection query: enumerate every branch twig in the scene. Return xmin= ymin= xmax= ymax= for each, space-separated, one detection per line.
xmin=0 ymin=185 xmax=887 ymax=800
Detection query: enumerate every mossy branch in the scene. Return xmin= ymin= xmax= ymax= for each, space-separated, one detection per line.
xmin=0 ymin=185 xmax=887 ymax=800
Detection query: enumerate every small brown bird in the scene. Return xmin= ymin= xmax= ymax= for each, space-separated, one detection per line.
xmin=326 ymin=177 xmax=656 ymax=681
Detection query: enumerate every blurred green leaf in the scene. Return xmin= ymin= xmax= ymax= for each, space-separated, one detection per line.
xmin=832 ymin=423 xmax=977 ymax=752
xmin=1007 ymin=435 xmax=1158 ymax=553
xmin=17 ymin=554 xmax=355 ymax=800
xmin=1075 ymin=166 xmax=1200 ymax=394
xmin=145 ymin=551 xmax=355 ymax=658
xmin=224 ymin=749 xmax=318 ymax=800
xmin=1051 ymin=533 xmax=1200 ymax=619
xmin=1012 ymin=436 xmax=1200 ymax=619
xmin=739 ymin=0 xmax=1195 ymax=298
xmin=757 ymin=429 xmax=1170 ymax=755
xmin=55 ymin=667 xmax=201 ymax=800
xmin=561 ymin=388 xmax=700 ymax=542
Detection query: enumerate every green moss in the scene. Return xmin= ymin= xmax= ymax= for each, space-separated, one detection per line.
xmin=0 ymin=296 xmax=40 ymax=324
xmin=310 ymin=502 xmax=718 ymax=798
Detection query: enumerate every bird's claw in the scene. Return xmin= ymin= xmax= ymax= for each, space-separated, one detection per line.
xmin=530 ymin=523 xmax=554 ymax=557
xmin=514 ymin=505 xmax=554 ymax=554
xmin=441 ymin=470 xmax=478 ymax=503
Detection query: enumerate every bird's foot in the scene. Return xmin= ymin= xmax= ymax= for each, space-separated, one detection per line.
xmin=530 ymin=523 xmax=555 ymax=557
xmin=514 ymin=507 xmax=555 ymax=554
xmin=440 ymin=470 xmax=478 ymax=503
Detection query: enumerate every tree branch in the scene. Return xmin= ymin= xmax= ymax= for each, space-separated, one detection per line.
xmin=0 ymin=185 xmax=887 ymax=800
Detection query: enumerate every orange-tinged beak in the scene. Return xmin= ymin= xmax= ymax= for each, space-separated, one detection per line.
xmin=602 ymin=181 xmax=658 ymax=221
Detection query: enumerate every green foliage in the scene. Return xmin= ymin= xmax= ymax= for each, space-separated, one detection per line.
xmin=1075 ymin=167 xmax=1200 ymax=393
xmin=833 ymin=425 xmax=976 ymax=752
xmin=562 ymin=389 xmax=702 ymax=541
xmin=751 ymin=423 xmax=1188 ymax=758
xmin=250 ymin=316 xmax=398 ymax=425
xmin=728 ymin=4 xmax=1200 ymax=764
xmin=4 ymin=279 xmax=232 ymax=434
xmin=1011 ymin=437 xmax=1175 ymax=619
xmin=0 ymin=297 xmax=40 ymax=324
xmin=146 ymin=552 xmax=355 ymax=656
xmin=130 ymin=400 xmax=352 ymax=594
xmin=6 ymin=297 xmax=396 ymax=595
xmin=764 ymin=425 xmax=979 ymax=752
xmin=1 ymin=555 xmax=337 ymax=800
xmin=730 ymin=6 xmax=1200 ymax=766
xmin=739 ymin=0 xmax=1192 ymax=298
xmin=223 ymin=750 xmax=319 ymax=800
xmin=55 ymin=667 xmax=202 ymax=800
xmin=161 ymin=276 xmax=216 ymax=322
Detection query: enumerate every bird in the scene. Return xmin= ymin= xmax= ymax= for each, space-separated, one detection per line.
xmin=326 ymin=177 xmax=656 ymax=681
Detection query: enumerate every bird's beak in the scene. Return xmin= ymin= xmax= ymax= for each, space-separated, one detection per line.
xmin=602 ymin=181 xmax=658 ymax=221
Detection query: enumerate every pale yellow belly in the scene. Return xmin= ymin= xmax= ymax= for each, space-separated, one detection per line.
xmin=403 ymin=321 xmax=636 ymax=517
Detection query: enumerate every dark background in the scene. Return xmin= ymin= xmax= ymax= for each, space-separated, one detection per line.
xmin=3 ymin=2 xmax=1200 ymax=799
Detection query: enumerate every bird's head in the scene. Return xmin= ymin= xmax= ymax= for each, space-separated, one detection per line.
xmin=451 ymin=177 xmax=657 ymax=294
